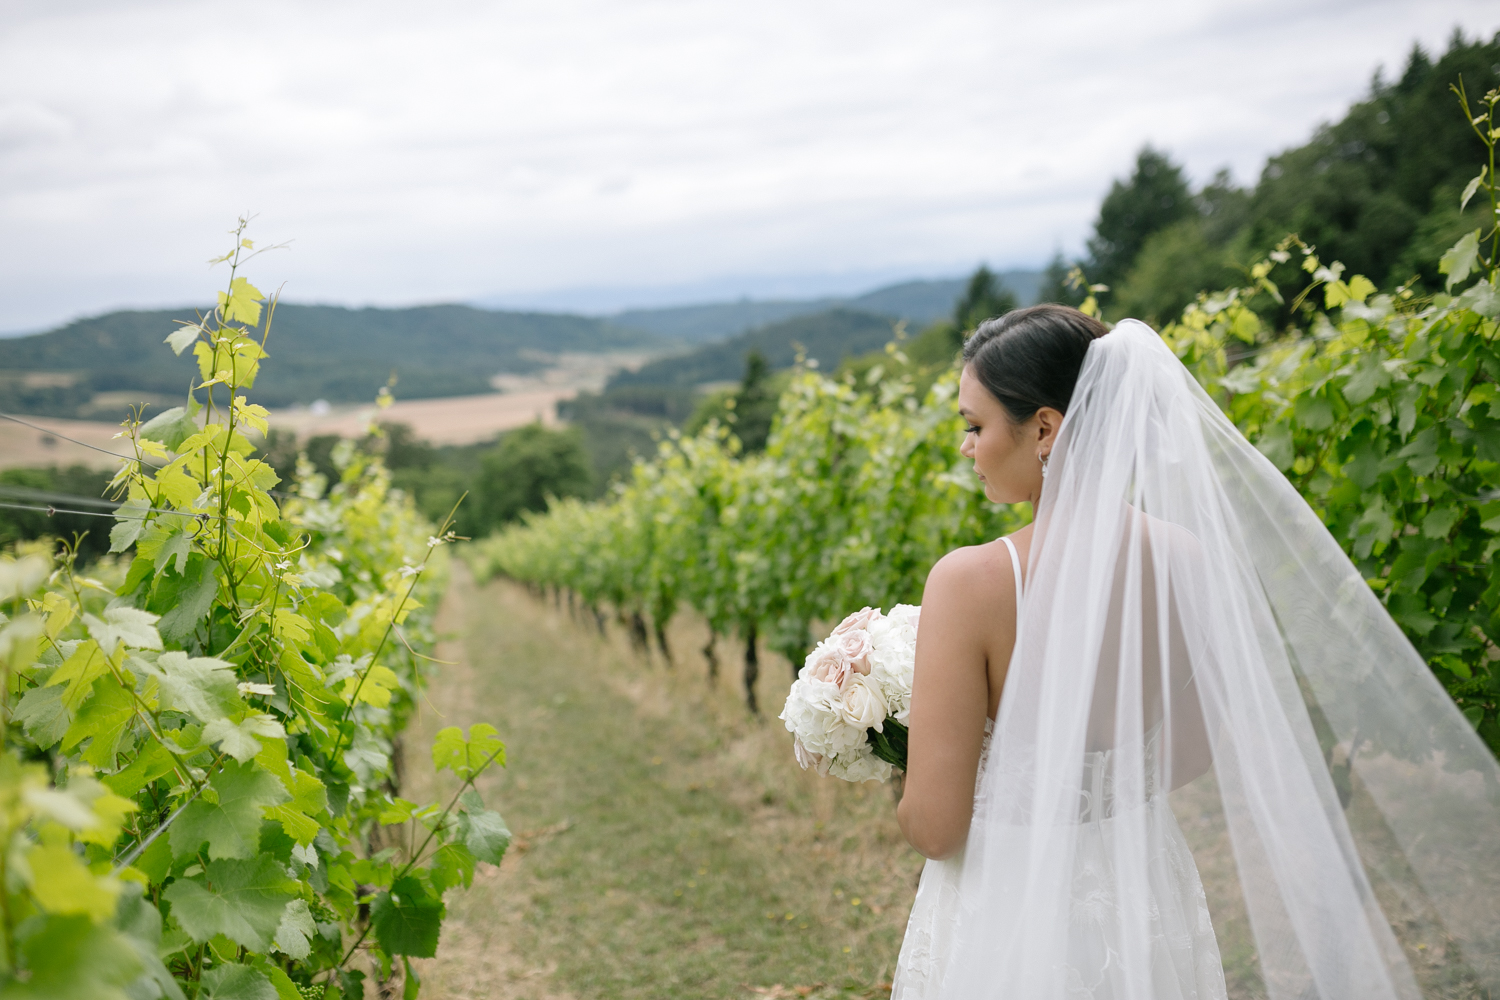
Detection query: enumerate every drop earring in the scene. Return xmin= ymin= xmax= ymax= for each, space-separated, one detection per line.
xmin=1039 ymin=451 xmax=1049 ymax=479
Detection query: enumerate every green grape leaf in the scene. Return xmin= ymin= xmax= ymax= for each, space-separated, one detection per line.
xmin=218 ymin=276 xmax=265 ymax=327
xmin=102 ymin=742 xmax=177 ymax=798
xmin=61 ymin=674 xmax=136 ymax=770
xmin=109 ymin=498 xmax=150 ymax=553
xmin=1440 ymin=230 xmax=1482 ymax=291
xmin=164 ymin=323 xmax=203 ymax=357
xmin=9 ymin=914 xmax=143 ymax=1000
xmin=273 ymin=898 xmax=316 ymax=960
xmin=431 ymin=724 xmax=505 ymax=780
xmin=83 ymin=607 xmax=162 ymax=655
xmin=28 ymin=843 xmax=121 ymax=922
xmin=265 ymin=965 xmax=302 ymax=1000
xmin=169 ymin=759 xmax=290 ymax=860
xmin=369 ymin=876 xmax=444 ymax=958
xmin=139 ymin=405 xmax=199 ymax=450
xmin=430 ymin=842 xmax=476 ymax=893
xmin=46 ymin=639 xmax=112 ymax=712
xmin=133 ymin=833 xmax=174 ymax=886
xmin=150 ymin=651 xmax=241 ymax=724
xmin=457 ymin=792 xmax=511 ymax=866
xmin=156 ymin=557 xmax=220 ymax=644
xmin=201 ymin=712 xmax=286 ymax=763
xmin=200 ymin=963 xmax=277 ymax=1000
xmin=341 ymin=663 xmax=400 ymax=708
xmin=14 ymin=682 xmax=70 ymax=747
xmin=114 ymin=884 xmax=187 ymax=1000
xmin=153 ymin=526 xmax=193 ymax=576
xmin=161 ymin=855 xmax=296 ymax=951
xmin=1460 ymin=166 xmax=1486 ymax=212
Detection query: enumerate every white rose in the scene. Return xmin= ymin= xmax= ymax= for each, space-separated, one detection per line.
xmin=836 ymin=673 xmax=889 ymax=731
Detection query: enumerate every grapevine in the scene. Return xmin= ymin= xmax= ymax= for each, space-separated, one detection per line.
xmin=0 ymin=219 xmax=508 ymax=999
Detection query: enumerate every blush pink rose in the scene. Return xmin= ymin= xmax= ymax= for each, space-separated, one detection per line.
xmin=833 ymin=629 xmax=873 ymax=680
xmin=803 ymin=642 xmax=843 ymax=684
xmin=831 ymin=607 xmax=881 ymax=636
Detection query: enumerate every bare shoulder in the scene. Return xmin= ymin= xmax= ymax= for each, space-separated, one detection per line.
xmin=923 ymin=536 xmax=1018 ymax=612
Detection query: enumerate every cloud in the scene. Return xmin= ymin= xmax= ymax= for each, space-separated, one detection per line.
xmin=0 ymin=0 xmax=1495 ymax=330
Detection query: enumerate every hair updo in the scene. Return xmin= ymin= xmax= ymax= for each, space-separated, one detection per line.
xmin=961 ymin=304 xmax=1110 ymax=423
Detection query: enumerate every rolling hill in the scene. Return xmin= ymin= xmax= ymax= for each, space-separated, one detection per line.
xmin=609 ymin=271 xmax=1040 ymax=343
xmin=0 ymin=303 xmax=660 ymax=419
xmin=608 ymin=308 xmax=900 ymax=389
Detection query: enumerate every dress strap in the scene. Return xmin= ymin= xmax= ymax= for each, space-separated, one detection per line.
xmin=1000 ymin=535 xmax=1024 ymax=610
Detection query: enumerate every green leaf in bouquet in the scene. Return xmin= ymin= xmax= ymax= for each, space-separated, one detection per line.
xmin=865 ymin=719 xmax=909 ymax=771
xmin=161 ymin=855 xmax=297 ymax=951
xmin=170 ymin=759 xmax=290 ymax=860
xmin=370 ymin=875 xmax=444 ymax=958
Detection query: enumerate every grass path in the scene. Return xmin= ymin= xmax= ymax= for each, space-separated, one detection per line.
xmin=404 ymin=567 xmax=924 ymax=1000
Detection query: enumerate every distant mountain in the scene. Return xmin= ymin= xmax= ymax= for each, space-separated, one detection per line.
xmin=609 ymin=308 xmax=899 ymax=389
xmin=604 ymin=271 xmax=1042 ymax=344
xmin=0 ymin=303 xmax=660 ymax=419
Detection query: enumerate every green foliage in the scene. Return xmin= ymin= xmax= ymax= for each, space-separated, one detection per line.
xmin=476 ymin=90 xmax=1500 ymax=758
xmin=952 ymin=266 xmax=1019 ymax=336
xmin=0 ymin=465 xmax=116 ymax=564
xmin=473 ymin=353 xmax=1023 ymax=697
xmin=1086 ymin=146 xmax=1195 ymax=291
xmin=0 ymin=222 xmax=508 ymax=997
xmin=475 ymin=423 xmax=592 ymax=530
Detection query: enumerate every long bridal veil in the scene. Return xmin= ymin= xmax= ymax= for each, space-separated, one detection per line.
xmin=942 ymin=320 xmax=1500 ymax=999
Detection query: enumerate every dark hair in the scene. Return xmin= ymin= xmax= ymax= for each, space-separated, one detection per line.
xmin=961 ymin=304 xmax=1109 ymax=423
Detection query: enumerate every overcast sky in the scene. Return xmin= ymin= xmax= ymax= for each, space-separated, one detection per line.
xmin=2 ymin=0 xmax=1495 ymax=332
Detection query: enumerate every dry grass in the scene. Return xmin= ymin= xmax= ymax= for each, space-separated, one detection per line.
xmin=403 ymin=568 xmax=921 ymax=999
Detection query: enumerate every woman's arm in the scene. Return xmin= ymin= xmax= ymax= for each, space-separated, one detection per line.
xmin=896 ymin=546 xmax=1010 ymax=859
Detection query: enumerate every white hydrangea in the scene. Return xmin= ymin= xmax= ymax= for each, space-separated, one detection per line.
xmin=780 ymin=604 xmax=920 ymax=784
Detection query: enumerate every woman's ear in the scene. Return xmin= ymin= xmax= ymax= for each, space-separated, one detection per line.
xmin=1035 ymin=406 xmax=1064 ymax=456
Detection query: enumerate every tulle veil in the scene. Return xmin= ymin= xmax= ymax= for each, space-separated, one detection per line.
xmin=938 ymin=320 xmax=1500 ymax=998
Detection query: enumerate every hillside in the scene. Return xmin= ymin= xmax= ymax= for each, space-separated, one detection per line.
xmin=0 ymin=303 xmax=660 ymax=418
xmin=609 ymin=308 xmax=899 ymax=389
xmin=609 ymin=271 xmax=1039 ymax=343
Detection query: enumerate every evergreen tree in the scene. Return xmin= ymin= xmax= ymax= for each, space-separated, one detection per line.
xmin=731 ymin=350 xmax=778 ymax=453
xmin=1086 ymin=146 xmax=1194 ymax=290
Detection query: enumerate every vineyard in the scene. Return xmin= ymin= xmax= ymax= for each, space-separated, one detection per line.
xmin=477 ymin=89 xmax=1500 ymax=756
xmin=0 ymin=223 xmax=507 ymax=999
xmin=3 ymin=79 xmax=1500 ymax=1000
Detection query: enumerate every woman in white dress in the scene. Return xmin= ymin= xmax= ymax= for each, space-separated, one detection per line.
xmin=891 ymin=306 xmax=1500 ymax=999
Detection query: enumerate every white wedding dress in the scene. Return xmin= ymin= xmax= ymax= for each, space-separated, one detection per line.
xmin=893 ymin=537 xmax=1226 ymax=999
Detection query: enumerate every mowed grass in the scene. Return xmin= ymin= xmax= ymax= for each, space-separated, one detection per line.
xmin=405 ymin=568 xmax=923 ymax=1000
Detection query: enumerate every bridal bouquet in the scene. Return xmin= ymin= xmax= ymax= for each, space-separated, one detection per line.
xmin=779 ymin=605 xmax=919 ymax=783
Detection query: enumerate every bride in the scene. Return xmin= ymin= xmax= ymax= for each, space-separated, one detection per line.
xmin=891 ymin=305 xmax=1500 ymax=999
